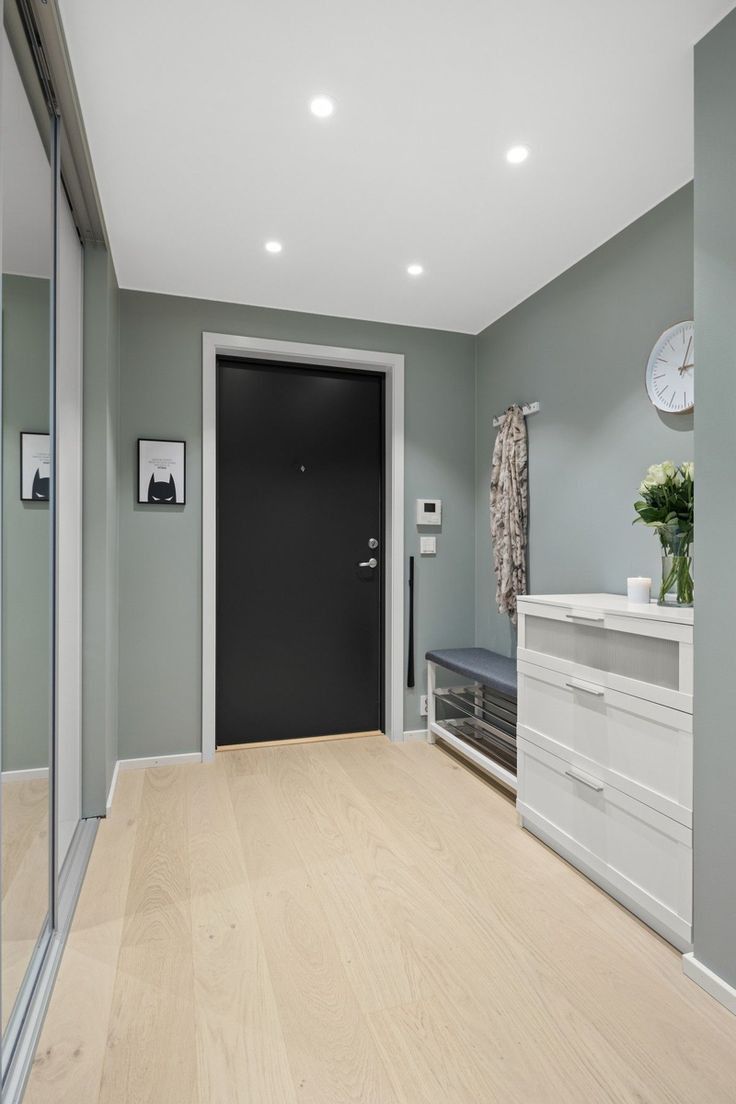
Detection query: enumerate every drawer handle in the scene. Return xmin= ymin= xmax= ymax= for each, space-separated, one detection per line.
xmin=565 ymin=768 xmax=604 ymax=793
xmin=565 ymin=680 xmax=604 ymax=697
xmin=565 ymin=613 xmax=604 ymax=623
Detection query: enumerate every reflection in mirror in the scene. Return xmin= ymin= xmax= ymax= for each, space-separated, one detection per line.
xmin=1 ymin=28 xmax=53 ymax=1032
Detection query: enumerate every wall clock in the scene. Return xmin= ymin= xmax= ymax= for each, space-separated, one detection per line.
xmin=645 ymin=321 xmax=694 ymax=414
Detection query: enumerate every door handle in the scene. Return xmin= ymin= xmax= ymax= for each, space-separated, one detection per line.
xmin=564 ymin=768 xmax=604 ymax=793
xmin=358 ymin=558 xmax=378 ymax=569
xmin=565 ymin=613 xmax=604 ymax=623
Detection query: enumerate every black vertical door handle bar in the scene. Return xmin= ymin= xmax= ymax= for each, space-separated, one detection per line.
xmin=407 ymin=556 xmax=415 ymax=688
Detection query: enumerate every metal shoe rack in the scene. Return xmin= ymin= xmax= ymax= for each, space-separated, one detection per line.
xmin=433 ymin=683 xmax=518 ymax=785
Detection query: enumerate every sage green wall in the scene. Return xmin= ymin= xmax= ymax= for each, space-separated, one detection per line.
xmin=474 ymin=185 xmax=694 ymax=656
xmin=693 ymin=8 xmax=736 ymax=991
xmin=1 ymin=274 xmax=50 ymax=771
xmin=117 ymin=291 xmax=476 ymax=758
xmin=113 ymin=187 xmax=697 ymax=764
xmin=82 ymin=244 xmax=119 ymax=815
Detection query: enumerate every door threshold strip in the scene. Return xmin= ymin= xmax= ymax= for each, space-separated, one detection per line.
xmin=217 ymin=730 xmax=385 ymax=752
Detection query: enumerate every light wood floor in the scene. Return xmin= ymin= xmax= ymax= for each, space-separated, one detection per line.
xmin=25 ymin=736 xmax=736 ymax=1103
xmin=2 ymin=774 xmax=49 ymax=1031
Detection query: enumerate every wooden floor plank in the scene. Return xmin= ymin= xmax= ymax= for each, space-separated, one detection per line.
xmin=24 ymin=738 xmax=736 ymax=1104
xmin=25 ymin=771 xmax=144 ymax=1104
xmin=245 ymin=864 xmax=400 ymax=1103
xmin=1 ymin=775 xmax=49 ymax=1030
xmin=227 ymin=748 xmax=401 ymax=1102
xmin=305 ymin=852 xmax=423 ymax=1016
xmin=97 ymin=767 xmax=198 ymax=1104
xmin=187 ymin=758 xmax=297 ymax=1104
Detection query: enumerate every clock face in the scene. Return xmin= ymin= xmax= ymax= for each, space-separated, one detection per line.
xmin=645 ymin=321 xmax=694 ymax=414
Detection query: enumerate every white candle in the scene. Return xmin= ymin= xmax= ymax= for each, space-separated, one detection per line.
xmin=627 ymin=576 xmax=651 ymax=604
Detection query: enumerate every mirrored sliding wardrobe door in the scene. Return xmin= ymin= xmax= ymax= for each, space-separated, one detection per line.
xmin=0 ymin=23 xmax=53 ymax=1041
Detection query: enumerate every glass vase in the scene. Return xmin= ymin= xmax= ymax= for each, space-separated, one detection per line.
xmin=659 ymin=539 xmax=694 ymax=607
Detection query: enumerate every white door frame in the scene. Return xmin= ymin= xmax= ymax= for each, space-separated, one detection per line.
xmin=201 ymin=331 xmax=405 ymax=761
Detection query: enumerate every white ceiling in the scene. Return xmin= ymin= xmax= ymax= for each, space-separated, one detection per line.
xmin=59 ymin=0 xmax=732 ymax=334
xmin=2 ymin=31 xmax=52 ymax=279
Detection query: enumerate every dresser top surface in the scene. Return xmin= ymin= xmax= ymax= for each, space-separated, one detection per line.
xmin=517 ymin=593 xmax=693 ymax=626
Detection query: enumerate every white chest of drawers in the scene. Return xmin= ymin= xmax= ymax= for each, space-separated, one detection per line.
xmin=516 ymin=594 xmax=693 ymax=951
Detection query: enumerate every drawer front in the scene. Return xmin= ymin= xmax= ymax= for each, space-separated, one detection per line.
xmin=517 ymin=738 xmax=692 ymax=947
xmin=517 ymin=661 xmax=692 ymax=825
xmin=518 ymin=611 xmax=692 ymax=713
xmin=517 ymin=599 xmax=693 ymax=644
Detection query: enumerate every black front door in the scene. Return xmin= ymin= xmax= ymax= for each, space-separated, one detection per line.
xmin=216 ymin=358 xmax=384 ymax=746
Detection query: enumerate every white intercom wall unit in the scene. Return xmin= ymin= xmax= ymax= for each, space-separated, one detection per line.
xmin=416 ymin=498 xmax=442 ymax=526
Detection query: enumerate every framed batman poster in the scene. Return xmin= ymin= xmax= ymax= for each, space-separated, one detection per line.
xmin=20 ymin=432 xmax=50 ymax=501
xmin=138 ymin=438 xmax=186 ymax=505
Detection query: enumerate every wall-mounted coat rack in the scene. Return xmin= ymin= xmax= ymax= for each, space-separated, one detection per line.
xmin=492 ymin=401 xmax=540 ymax=428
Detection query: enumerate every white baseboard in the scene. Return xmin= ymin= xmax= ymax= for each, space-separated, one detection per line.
xmin=1 ymin=766 xmax=50 ymax=782
xmin=105 ymin=759 xmax=120 ymax=813
xmin=683 ymin=953 xmax=736 ymax=1016
xmin=403 ymin=729 xmax=428 ymax=741
xmin=119 ymin=752 xmax=202 ymax=771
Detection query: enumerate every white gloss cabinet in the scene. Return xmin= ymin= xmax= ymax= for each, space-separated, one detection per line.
xmin=516 ymin=594 xmax=693 ymax=951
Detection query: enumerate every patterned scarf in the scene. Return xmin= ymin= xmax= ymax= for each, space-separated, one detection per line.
xmin=490 ymin=405 xmax=529 ymax=624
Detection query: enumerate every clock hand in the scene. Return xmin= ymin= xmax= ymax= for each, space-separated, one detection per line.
xmin=680 ymin=336 xmax=692 ymax=372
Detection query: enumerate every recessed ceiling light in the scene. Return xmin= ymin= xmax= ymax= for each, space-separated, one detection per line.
xmin=265 ymin=240 xmax=283 ymax=254
xmin=407 ymin=263 xmax=424 ymax=276
xmin=506 ymin=144 xmax=530 ymax=164
xmin=310 ymin=95 xmax=335 ymax=118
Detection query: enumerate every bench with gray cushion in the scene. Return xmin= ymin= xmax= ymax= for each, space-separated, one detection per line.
xmin=425 ymin=647 xmax=518 ymax=788
xmin=425 ymin=647 xmax=517 ymax=701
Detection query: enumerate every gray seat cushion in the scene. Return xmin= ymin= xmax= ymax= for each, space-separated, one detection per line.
xmin=425 ymin=647 xmax=517 ymax=701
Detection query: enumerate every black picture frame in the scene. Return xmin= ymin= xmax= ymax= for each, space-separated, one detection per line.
xmin=20 ymin=431 xmax=51 ymax=502
xmin=137 ymin=438 xmax=186 ymax=505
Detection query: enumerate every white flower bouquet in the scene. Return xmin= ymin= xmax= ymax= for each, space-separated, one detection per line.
xmin=633 ymin=461 xmax=694 ymax=606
